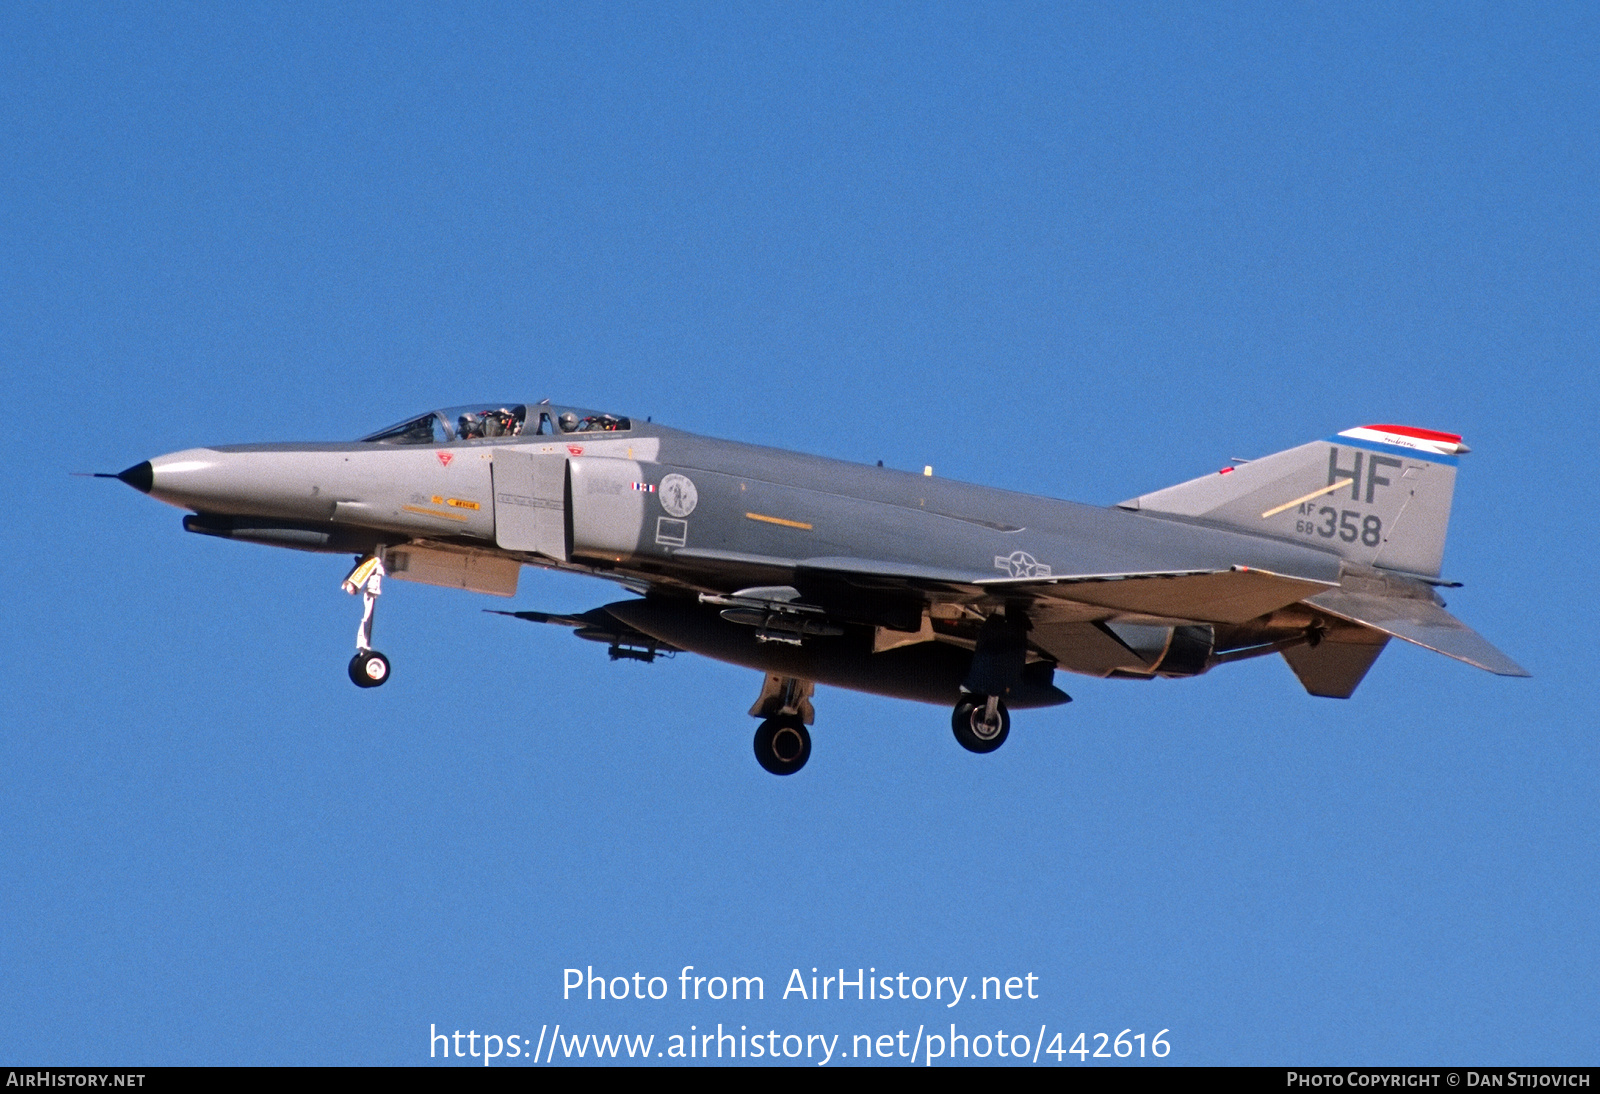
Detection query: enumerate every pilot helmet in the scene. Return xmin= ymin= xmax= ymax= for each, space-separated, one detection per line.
xmin=558 ymin=412 xmax=578 ymax=431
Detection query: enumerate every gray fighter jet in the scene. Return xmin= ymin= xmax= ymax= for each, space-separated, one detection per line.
xmin=108 ymin=404 xmax=1527 ymax=774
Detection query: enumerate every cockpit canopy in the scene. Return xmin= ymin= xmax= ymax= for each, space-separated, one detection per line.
xmin=360 ymin=404 xmax=632 ymax=444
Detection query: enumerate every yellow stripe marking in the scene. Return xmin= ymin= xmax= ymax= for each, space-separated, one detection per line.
xmin=745 ymin=512 xmax=813 ymax=531
xmin=1260 ymin=478 xmax=1355 ymax=519
xmin=402 ymin=504 xmax=470 ymax=522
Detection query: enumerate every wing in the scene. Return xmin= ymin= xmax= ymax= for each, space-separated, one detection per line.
xmin=795 ymin=556 xmax=1529 ymax=677
xmin=487 ymin=607 xmax=680 ymax=661
xmin=614 ymin=549 xmax=1526 ymax=683
xmin=973 ymin=566 xmax=1336 ymax=625
xmin=791 ymin=556 xmax=1333 ymax=626
xmin=667 ymin=547 xmax=1333 ymax=624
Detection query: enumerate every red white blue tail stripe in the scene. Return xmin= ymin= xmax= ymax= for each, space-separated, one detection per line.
xmin=1336 ymin=424 xmax=1469 ymax=459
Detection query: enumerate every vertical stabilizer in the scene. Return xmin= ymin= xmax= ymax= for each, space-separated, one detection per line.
xmin=1119 ymin=425 xmax=1468 ymax=577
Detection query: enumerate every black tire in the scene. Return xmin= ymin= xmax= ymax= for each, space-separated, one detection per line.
xmin=349 ymin=650 xmax=391 ymax=688
xmin=952 ymin=696 xmax=1009 ymax=753
xmin=753 ymin=716 xmax=811 ymax=775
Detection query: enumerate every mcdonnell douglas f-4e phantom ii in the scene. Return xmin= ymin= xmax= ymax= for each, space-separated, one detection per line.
xmin=108 ymin=404 xmax=1527 ymax=774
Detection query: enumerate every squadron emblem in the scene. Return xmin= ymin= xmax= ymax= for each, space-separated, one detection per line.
xmin=659 ymin=474 xmax=698 ymax=518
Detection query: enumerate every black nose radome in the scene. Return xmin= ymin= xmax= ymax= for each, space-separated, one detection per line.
xmin=117 ymin=461 xmax=153 ymax=493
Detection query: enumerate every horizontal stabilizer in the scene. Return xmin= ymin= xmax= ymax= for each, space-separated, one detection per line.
xmin=1306 ymin=590 xmax=1529 ymax=677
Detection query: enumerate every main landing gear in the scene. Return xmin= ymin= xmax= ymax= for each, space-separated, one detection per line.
xmin=750 ymin=674 xmax=814 ymax=775
xmin=951 ymin=606 xmax=1023 ymax=753
xmin=952 ymin=694 xmax=1010 ymax=753
xmin=741 ymin=677 xmax=1016 ymax=771
xmin=754 ymin=717 xmax=811 ymax=776
xmin=343 ymin=550 xmax=390 ymax=688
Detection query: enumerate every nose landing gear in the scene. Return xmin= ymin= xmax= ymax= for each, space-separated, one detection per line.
xmin=342 ymin=549 xmax=391 ymax=688
xmin=349 ymin=649 xmax=390 ymax=687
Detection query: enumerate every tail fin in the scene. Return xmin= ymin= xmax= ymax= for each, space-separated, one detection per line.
xmin=1119 ymin=425 xmax=1469 ymax=578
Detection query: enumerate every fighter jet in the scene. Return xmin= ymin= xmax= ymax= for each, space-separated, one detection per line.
xmin=107 ymin=403 xmax=1527 ymax=774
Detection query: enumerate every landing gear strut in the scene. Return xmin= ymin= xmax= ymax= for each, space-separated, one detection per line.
xmin=343 ymin=549 xmax=390 ymax=688
xmin=952 ymin=694 xmax=1009 ymax=753
xmin=749 ymin=673 xmax=814 ymax=775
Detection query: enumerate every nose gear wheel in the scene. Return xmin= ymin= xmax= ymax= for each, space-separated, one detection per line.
xmin=349 ymin=649 xmax=390 ymax=688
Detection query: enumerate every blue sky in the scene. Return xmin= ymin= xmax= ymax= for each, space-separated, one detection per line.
xmin=3 ymin=2 xmax=1596 ymax=1066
